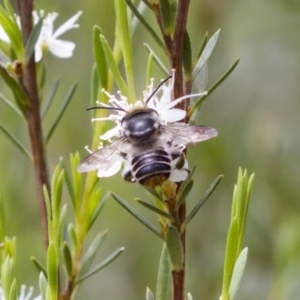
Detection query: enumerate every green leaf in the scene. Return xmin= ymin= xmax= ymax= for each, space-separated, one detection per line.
xmin=144 ymin=43 xmax=169 ymax=75
xmin=91 ymin=64 xmax=99 ymax=106
xmin=52 ymin=167 xmax=64 ymax=225
xmin=188 ymin=58 xmax=240 ymax=121
xmin=47 ymin=243 xmax=58 ymax=299
xmin=146 ymin=287 xmax=155 ymax=300
xmin=88 ymin=192 xmax=109 ymax=231
xmin=131 ymin=1 xmax=147 ymax=35
xmin=181 ymin=175 xmax=223 ymax=232
xmin=0 ymin=7 xmax=23 ymax=57
xmin=111 ymin=192 xmax=163 ymax=238
xmin=156 ymin=243 xmax=170 ymax=300
xmin=192 ymin=29 xmax=220 ymax=82
xmin=24 ymin=16 xmax=44 ymax=64
xmin=99 ymin=34 xmax=129 ymax=97
xmin=1 ymin=256 xmax=14 ymax=299
xmin=76 ymin=247 xmax=124 ymax=283
xmin=125 ymin=0 xmax=166 ymax=52
xmin=46 ymin=82 xmax=78 ymax=144
xmin=80 ymin=230 xmax=108 ymax=276
xmin=165 ymin=226 xmax=183 ymax=272
xmin=0 ymin=64 xmax=30 ymax=112
xmin=42 ymin=78 xmax=60 ymax=118
xmin=8 ymin=278 xmax=16 ymax=300
xmin=70 ymin=153 xmax=82 ymax=211
xmin=115 ymin=0 xmax=136 ymax=101
xmin=39 ymin=272 xmax=48 ymax=300
xmin=229 ymin=247 xmax=248 ymax=300
xmin=183 ymin=30 xmax=192 ymax=81
xmin=144 ymin=186 xmax=164 ymax=202
xmin=194 ymin=32 xmax=208 ymax=67
xmin=175 ymin=179 xmax=194 ymax=210
xmin=221 ymin=217 xmax=239 ymax=300
xmin=93 ymin=26 xmax=108 ymax=89
xmin=68 ymin=223 xmax=77 ymax=250
xmin=159 ymin=0 xmax=177 ymax=36
xmin=0 ymin=93 xmax=23 ymax=117
xmin=63 ymin=242 xmax=73 ymax=279
xmin=30 ymin=256 xmax=47 ymax=277
xmin=136 ymin=199 xmax=173 ymax=220
xmin=0 ymin=120 xmax=32 ymax=161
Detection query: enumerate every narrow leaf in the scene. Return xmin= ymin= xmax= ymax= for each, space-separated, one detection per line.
xmin=229 ymin=247 xmax=248 ymax=300
xmin=111 ymin=193 xmax=163 ymax=238
xmin=115 ymin=0 xmax=135 ymax=101
xmin=80 ymin=230 xmax=108 ymax=275
xmin=136 ymin=199 xmax=173 ymax=220
xmin=24 ymin=17 xmax=43 ymax=64
xmin=125 ymin=0 xmax=166 ymax=51
xmin=165 ymin=226 xmax=183 ymax=272
xmin=47 ymin=243 xmax=58 ymax=299
xmin=46 ymin=81 xmax=78 ymax=143
xmin=192 ymin=29 xmax=220 ymax=80
xmin=188 ymin=58 xmax=240 ymax=120
xmin=63 ymin=242 xmax=73 ymax=279
xmin=8 ymin=279 xmax=16 ymax=300
xmin=183 ymin=30 xmax=192 ymax=80
xmin=76 ymin=247 xmax=124 ymax=283
xmin=0 ymin=121 xmax=32 ymax=161
xmin=0 ymin=65 xmax=30 ymax=112
xmin=30 ymin=256 xmax=47 ymax=277
xmin=159 ymin=0 xmax=172 ymax=35
xmin=93 ymin=26 xmax=108 ymax=89
xmin=0 ymin=93 xmax=23 ymax=117
xmin=221 ymin=217 xmax=239 ymax=299
xmin=194 ymin=32 xmax=208 ymax=67
xmin=99 ymin=34 xmax=129 ymax=97
xmin=144 ymin=186 xmax=164 ymax=202
xmin=175 ymin=179 xmax=194 ymax=210
xmin=181 ymin=175 xmax=223 ymax=231
xmin=42 ymin=78 xmax=60 ymax=118
xmin=68 ymin=223 xmax=77 ymax=250
xmin=88 ymin=192 xmax=109 ymax=231
xmin=144 ymin=43 xmax=169 ymax=75
xmin=156 ymin=243 xmax=170 ymax=300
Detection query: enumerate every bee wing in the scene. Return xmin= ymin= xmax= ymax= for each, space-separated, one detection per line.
xmin=163 ymin=122 xmax=218 ymax=146
xmin=77 ymin=139 xmax=129 ymax=173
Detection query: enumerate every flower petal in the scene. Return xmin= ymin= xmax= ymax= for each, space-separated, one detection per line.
xmin=100 ymin=126 xmax=120 ymax=140
xmin=53 ymin=11 xmax=82 ymax=38
xmin=160 ymin=108 xmax=186 ymax=123
xmin=48 ymin=39 xmax=75 ymax=58
xmin=169 ymin=168 xmax=189 ymax=182
xmin=97 ymin=161 xmax=122 ymax=177
xmin=34 ymin=45 xmax=43 ymax=62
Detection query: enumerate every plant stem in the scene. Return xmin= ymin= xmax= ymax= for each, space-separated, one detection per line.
xmin=17 ymin=0 xmax=50 ymax=247
xmin=169 ymin=1 xmax=191 ymax=299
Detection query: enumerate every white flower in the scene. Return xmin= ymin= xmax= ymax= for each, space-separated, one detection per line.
xmin=32 ymin=10 xmax=82 ymax=62
xmin=92 ymin=70 xmax=206 ymax=141
xmin=85 ymin=70 xmax=207 ymax=182
xmin=0 ymin=10 xmax=82 ymax=62
xmin=0 ymin=285 xmax=42 ymax=300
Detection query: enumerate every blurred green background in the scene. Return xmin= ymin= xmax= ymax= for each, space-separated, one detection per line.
xmin=1 ymin=0 xmax=300 ymax=299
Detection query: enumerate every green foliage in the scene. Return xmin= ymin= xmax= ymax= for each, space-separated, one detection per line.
xmin=221 ymin=169 xmax=254 ymax=300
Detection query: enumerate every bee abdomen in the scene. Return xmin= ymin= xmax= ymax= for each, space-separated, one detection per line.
xmin=129 ymin=149 xmax=172 ymax=186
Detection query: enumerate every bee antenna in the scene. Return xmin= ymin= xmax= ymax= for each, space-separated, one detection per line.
xmin=86 ymin=106 xmax=125 ymax=112
xmin=146 ymin=75 xmax=172 ymax=105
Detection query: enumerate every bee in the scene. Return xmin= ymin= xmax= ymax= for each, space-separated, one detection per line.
xmin=77 ymin=76 xmax=218 ymax=187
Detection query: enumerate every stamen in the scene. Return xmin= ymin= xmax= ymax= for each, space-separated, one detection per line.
xmin=85 ymin=145 xmax=93 ymax=154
